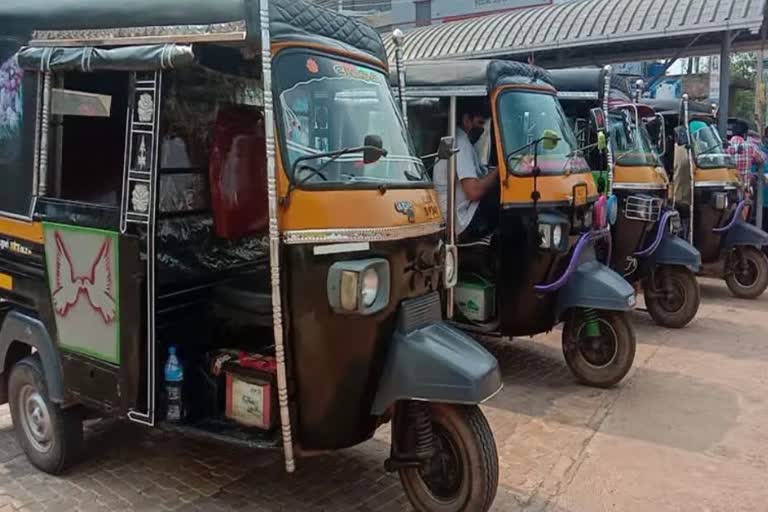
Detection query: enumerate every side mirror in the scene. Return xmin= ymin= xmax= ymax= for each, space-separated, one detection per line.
xmin=541 ymin=129 xmax=560 ymax=151
xmin=590 ymin=107 xmax=606 ymax=132
xmin=363 ymin=134 xmax=387 ymax=164
xmin=437 ymin=136 xmax=456 ymax=160
xmin=674 ymin=126 xmax=689 ymax=148
xmin=597 ymin=131 xmax=608 ymax=151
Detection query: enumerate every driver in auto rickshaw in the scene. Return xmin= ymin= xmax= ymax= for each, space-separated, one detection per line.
xmin=433 ymin=99 xmax=499 ymax=244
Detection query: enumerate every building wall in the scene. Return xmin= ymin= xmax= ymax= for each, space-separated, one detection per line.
xmin=382 ymin=0 xmax=552 ymax=30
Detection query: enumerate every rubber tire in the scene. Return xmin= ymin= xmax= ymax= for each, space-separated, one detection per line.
xmin=399 ymin=404 xmax=499 ymax=512
xmin=562 ymin=310 xmax=636 ymax=388
xmin=725 ymin=247 xmax=768 ymax=300
xmin=644 ymin=266 xmax=701 ymax=329
xmin=8 ymin=356 xmax=83 ymax=475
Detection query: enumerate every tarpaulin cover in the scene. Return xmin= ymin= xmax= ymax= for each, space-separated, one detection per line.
xmin=16 ymin=44 xmax=195 ymax=72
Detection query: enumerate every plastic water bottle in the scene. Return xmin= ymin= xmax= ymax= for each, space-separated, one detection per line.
xmin=164 ymin=346 xmax=183 ymax=423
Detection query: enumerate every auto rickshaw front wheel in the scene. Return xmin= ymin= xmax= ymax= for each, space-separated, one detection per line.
xmin=725 ymin=246 xmax=768 ymax=299
xmin=562 ymin=309 xmax=636 ymax=388
xmin=8 ymin=356 xmax=83 ymax=475
xmin=644 ymin=266 xmax=701 ymax=329
xmin=398 ymin=403 xmax=498 ymax=512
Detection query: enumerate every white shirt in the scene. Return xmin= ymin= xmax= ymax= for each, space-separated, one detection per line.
xmin=433 ymin=127 xmax=482 ymax=235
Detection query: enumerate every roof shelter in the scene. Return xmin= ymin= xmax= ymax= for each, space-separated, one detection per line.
xmin=385 ymin=0 xmax=768 ymax=136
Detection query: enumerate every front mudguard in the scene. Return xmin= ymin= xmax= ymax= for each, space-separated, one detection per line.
xmin=724 ymin=218 xmax=768 ymax=248
xmin=555 ymin=261 xmax=636 ymax=320
xmin=370 ymin=322 xmax=502 ymax=415
xmin=647 ymin=233 xmax=701 ymax=272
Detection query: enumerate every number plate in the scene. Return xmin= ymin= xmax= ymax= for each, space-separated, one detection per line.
xmin=574 ymin=185 xmax=588 ymax=206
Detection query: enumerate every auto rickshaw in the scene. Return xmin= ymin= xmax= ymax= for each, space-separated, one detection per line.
xmin=647 ymin=98 xmax=768 ymax=299
xmin=550 ymin=68 xmax=701 ymax=328
xmin=397 ymin=60 xmax=637 ymax=388
xmin=0 ymin=2 xmax=503 ymax=510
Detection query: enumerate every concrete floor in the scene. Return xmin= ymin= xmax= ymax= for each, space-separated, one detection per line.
xmin=0 ymin=277 xmax=765 ymax=511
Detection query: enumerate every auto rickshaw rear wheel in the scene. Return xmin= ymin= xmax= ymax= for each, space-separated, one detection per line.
xmin=8 ymin=356 xmax=83 ymax=475
xmin=398 ymin=403 xmax=498 ymax=512
xmin=644 ymin=265 xmax=701 ymax=329
xmin=725 ymin=246 xmax=768 ymax=299
xmin=562 ymin=309 xmax=636 ymax=388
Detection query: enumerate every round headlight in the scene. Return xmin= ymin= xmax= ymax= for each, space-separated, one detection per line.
xmin=607 ymin=195 xmax=619 ymax=225
xmin=552 ymin=224 xmax=563 ymax=248
xmin=444 ymin=247 xmax=457 ymax=284
xmin=361 ymin=268 xmax=379 ymax=307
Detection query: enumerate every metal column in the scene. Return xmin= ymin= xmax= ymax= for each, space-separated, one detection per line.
xmin=446 ymin=97 xmax=457 ymax=320
xmin=718 ymin=31 xmax=732 ymax=138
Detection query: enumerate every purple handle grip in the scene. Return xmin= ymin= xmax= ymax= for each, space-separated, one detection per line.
xmin=712 ymin=200 xmax=748 ymax=234
xmin=535 ymin=227 xmax=612 ymax=294
xmin=635 ymin=210 xmax=676 ymax=258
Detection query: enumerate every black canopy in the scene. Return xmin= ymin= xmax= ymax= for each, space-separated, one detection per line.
xmin=645 ymin=99 xmax=716 ymax=119
xmin=0 ymin=0 xmax=387 ymax=65
xmin=549 ymin=68 xmax=632 ymax=101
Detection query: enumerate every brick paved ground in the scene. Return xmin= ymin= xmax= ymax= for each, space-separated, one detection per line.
xmin=0 ymin=278 xmax=765 ymax=511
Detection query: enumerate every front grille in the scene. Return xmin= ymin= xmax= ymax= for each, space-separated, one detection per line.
xmin=398 ymin=292 xmax=442 ymax=332
xmin=624 ymin=195 xmax=663 ymax=222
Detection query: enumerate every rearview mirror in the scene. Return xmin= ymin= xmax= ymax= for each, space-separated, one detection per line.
xmin=541 ymin=129 xmax=560 ymax=151
xmin=437 ymin=136 xmax=456 ymax=160
xmin=590 ymin=107 xmax=606 ymax=132
xmin=363 ymin=134 xmax=387 ymax=164
xmin=597 ymin=131 xmax=608 ymax=151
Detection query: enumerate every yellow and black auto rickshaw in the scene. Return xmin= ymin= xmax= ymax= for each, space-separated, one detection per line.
xmin=397 ymin=60 xmax=637 ymax=388
xmin=551 ymin=68 xmax=702 ymax=328
xmin=0 ymin=2 xmax=503 ymax=510
xmin=648 ymin=98 xmax=768 ymax=299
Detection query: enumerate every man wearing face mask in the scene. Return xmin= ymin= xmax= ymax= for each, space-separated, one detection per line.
xmin=434 ymin=99 xmax=498 ymax=243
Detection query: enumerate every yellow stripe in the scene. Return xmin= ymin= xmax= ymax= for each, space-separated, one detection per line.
xmin=0 ymin=273 xmax=13 ymax=291
xmin=0 ymin=217 xmax=44 ymax=244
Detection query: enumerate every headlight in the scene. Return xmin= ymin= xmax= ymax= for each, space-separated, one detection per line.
xmin=538 ymin=224 xmax=552 ymax=248
xmin=713 ymin=192 xmax=729 ymax=210
xmin=361 ymin=268 xmax=379 ymax=307
xmin=552 ymin=224 xmax=563 ymax=248
xmin=327 ymin=259 xmax=390 ymax=315
xmin=444 ymin=244 xmax=458 ymax=288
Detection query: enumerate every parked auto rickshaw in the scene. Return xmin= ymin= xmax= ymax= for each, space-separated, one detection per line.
xmin=0 ymin=2 xmax=503 ymax=510
xmin=398 ymin=60 xmax=637 ymax=388
xmin=550 ymin=68 xmax=701 ymax=328
xmin=647 ymin=98 xmax=768 ymax=299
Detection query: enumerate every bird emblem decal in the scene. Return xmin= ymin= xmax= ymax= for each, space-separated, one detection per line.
xmin=51 ymin=232 xmax=116 ymax=324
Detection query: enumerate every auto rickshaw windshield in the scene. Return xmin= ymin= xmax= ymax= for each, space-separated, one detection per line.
xmin=689 ymin=121 xmax=734 ymax=169
xmin=274 ymin=51 xmax=426 ymax=187
xmin=498 ymin=90 xmax=589 ymax=175
xmin=610 ymin=111 xmax=662 ymax=167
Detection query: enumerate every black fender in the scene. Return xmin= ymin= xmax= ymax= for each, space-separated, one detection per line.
xmin=648 ymin=233 xmax=701 ymax=272
xmin=371 ymin=322 xmax=501 ymax=415
xmin=725 ymin=218 xmax=768 ymax=248
xmin=0 ymin=311 xmax=64 ymax=403
xmin=556 ymin=261 xmax=636 ymax=319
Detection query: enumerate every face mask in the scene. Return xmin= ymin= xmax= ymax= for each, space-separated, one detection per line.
xmin=468 ymin=126 xmax=485 ymax=144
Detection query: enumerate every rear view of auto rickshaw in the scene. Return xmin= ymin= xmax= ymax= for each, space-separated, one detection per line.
xmin=397 ymin=59 xmax=637 ymax=388
xmin=551 ymin=68 xmax=702 ymax=328
xmin=0 ymin=2 xmax=503 ymax=510
xmin=648 ymin=98 xmax=768 ymax=299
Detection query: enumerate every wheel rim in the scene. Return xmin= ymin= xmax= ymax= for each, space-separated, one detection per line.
xmin=734 ymin=257 xmax=759 ymax=288
xmin=18 ymin=384 xmax=53 ymax=454
xmin=657 ymin=274 xmax=686 ymax=313
xmin=575 ymin=318 xmax=619 ymax=369
xmin=419 ymin=425 xmax=464 ymax=501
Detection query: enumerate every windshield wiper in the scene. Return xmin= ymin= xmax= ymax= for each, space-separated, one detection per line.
xmin=696 ymin=142 xmax=727 ymax=158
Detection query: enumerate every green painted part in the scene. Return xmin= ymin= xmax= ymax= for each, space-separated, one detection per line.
xmin=42 ymin=222 xmax=121 ymax=365
xmin=457 ymin=273 xmax=493 ymax=290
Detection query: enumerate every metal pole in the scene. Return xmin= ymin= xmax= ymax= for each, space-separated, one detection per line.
xmin=683 ymin=94 xmax=695 ymax=244
xmin=718 ymin=31 xmax=732 ymax=138
xmin=259 ymin=0 xmax=295 ymax=474
xmin=38 ymin=71 xmax=51 ymax=196
xmin=392 ymin=29 xmax=408 ymax=127
xmin=446 ymin=96 xmax=457 ymax=320
xmin=603 ymin=65 xmax=613 ymax=194
xmin=756 ymin=26 xmax=766 ymax=229
xmin=635 ymin=79 xmax=644 ymax=104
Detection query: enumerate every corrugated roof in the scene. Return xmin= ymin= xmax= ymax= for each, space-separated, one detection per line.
xmin=385 ymin=0 xmax=767 ymax=64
